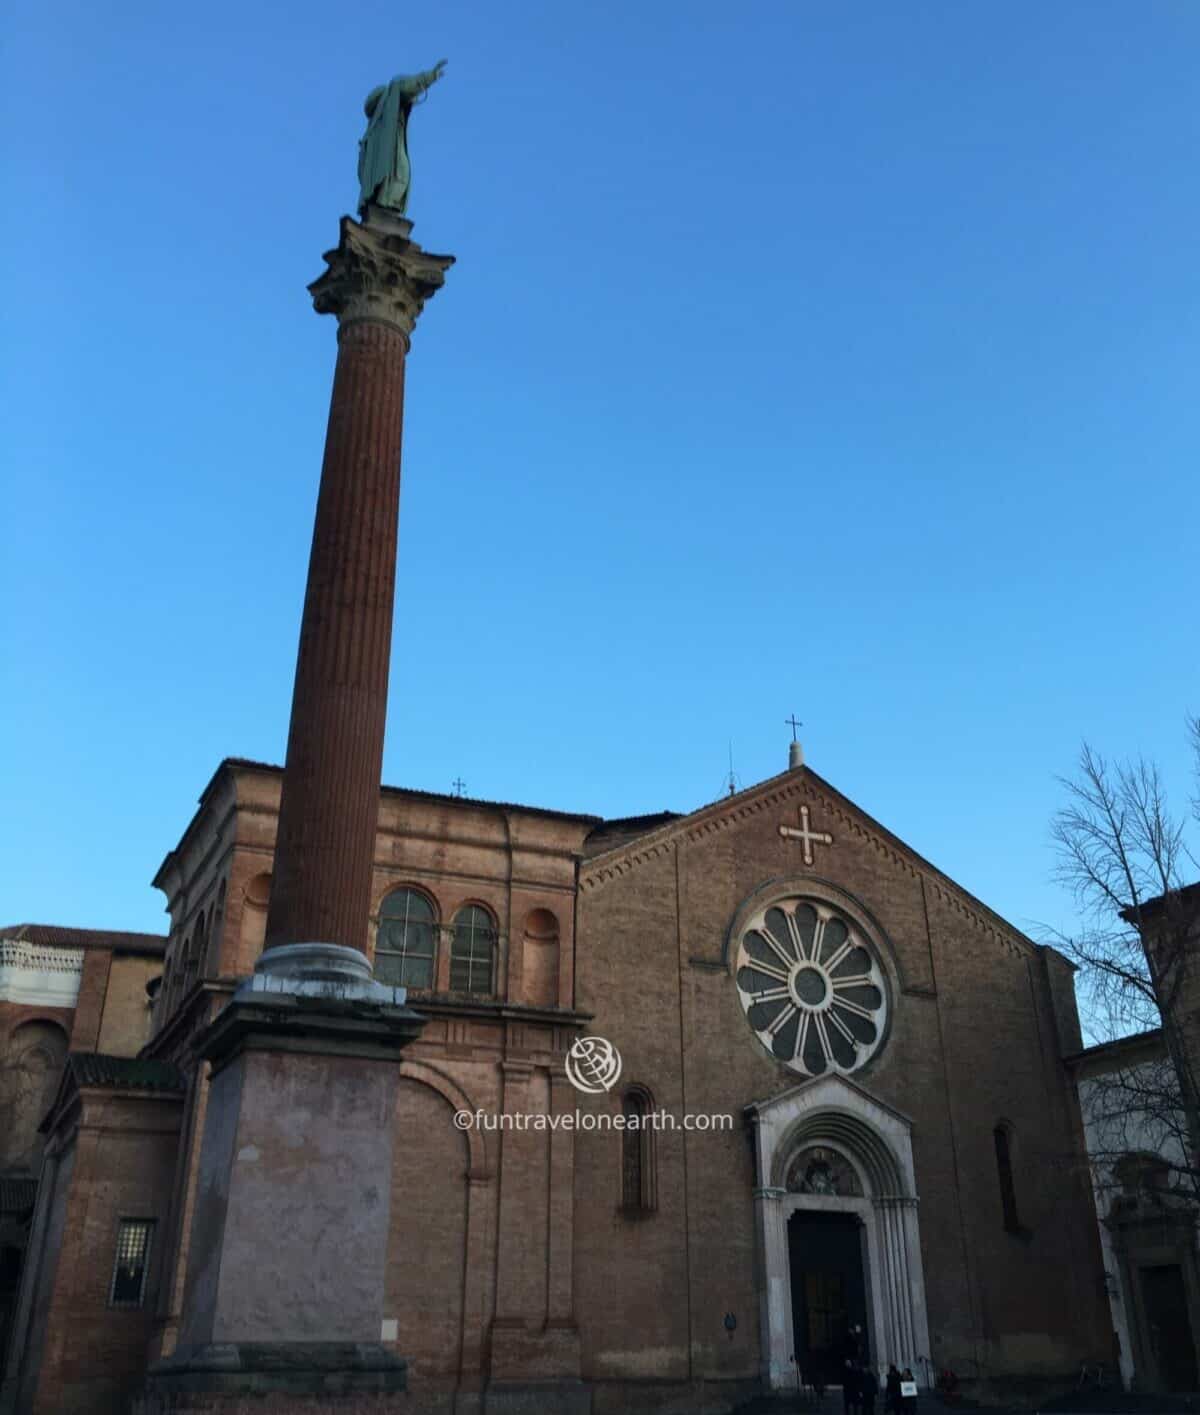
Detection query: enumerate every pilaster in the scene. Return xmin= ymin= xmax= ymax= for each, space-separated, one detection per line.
xmin=546 ymin=1072 xmax=579 ymax=1331
xmin=492 ymin=1060 xmax=535 ymax=1341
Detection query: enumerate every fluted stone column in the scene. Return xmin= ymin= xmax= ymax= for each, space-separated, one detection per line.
xmin=265 ymin=210 xmax=454 ymax=959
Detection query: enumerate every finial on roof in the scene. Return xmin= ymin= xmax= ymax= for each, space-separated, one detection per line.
xmin=786 ymin=715 xmax=804 ymax=770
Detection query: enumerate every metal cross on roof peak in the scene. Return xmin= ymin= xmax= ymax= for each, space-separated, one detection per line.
xmin=786 ymin=715 xmax=803 ymax=743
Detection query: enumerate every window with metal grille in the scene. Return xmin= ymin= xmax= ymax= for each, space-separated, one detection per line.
xmin=376 ymin=888 xmax=437 ymax=989
xmin=449 ymin=905 xmax=496 ymax=994
xmin=109 ymin=1219 xmax=155 ymax=1308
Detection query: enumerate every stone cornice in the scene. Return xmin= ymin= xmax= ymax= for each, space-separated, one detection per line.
xmin=409 ymin=997 xmax=592 ymax=1027
xmin=0 ymin=940 xmax=84 ymax=1007
xmin=745 ymin=1069 xmax=916 ymax=1130
xmin=1068 ymin=1026 xmax=1166 ymax=1077
xmin=580 ymin=770 xmax=804 ymax=889
xmin=308 ymin=212 xmax=454 ymax=342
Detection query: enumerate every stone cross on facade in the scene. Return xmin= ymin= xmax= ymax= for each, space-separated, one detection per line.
xmin=779 ymin=803 xmax=834 ymax=865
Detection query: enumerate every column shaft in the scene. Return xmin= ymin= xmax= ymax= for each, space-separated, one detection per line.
xmin=265 ymin=318 xmax=408 ymax=953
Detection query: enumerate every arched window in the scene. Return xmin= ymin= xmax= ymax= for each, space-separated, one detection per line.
xmin=240 ymin=872 xmax=272 ymax=969
xmin=172 ymin=938 xmax=190 ymax=1011
xmin=2 ymin=1020 xmax=69 ymax=1172
xmin=377 ymin=888 xmax=437 ymax=989
xmin=620 ymin=1087 xmax=656 ymax=1214
xmin=157 ymin=963 xmax=172 ymax=1025
xmin=450 ymin=905 xmax=496 ymax=995
xmin=187 ymin=911 xmax=206 ymax=988
xmin=209 ymin=880 xmax=226 ymax=973
xmin=994 ymin=1124 xmax=1022 ymax=1233
xmin=523 ymin=908 xmax=559 ymax=1008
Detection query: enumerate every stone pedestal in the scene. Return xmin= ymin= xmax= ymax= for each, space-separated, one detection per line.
xmin=143 ymin=948 xmax=424 ymax=1406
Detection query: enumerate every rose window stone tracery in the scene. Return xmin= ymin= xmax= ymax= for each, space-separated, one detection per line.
xmin=734 ymin=897 xmax=888 ymax=1077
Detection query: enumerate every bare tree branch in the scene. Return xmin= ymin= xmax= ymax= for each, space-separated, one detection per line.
xmin=1049 ymin=730 xmax=1200 ymax=1198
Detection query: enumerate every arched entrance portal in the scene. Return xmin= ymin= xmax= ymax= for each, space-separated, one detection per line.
xmin=746 ymin=1074 xmax=931 ymax=1391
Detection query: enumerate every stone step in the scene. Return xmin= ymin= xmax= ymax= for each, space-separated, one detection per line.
xmin=729 ymin=1391 xmax=849 ymax=1415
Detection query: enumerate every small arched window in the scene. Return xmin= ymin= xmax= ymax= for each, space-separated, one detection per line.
xmin=994 ymin=1124 xmax=1021 ymax=1233
xmin=523 ymin=908 xmax=559 ymax=1008
xmin=240 ymin=872 xmax=272 ymax=969
xmin=188 ymin=911 xmax=207 ymax=986
xmin=450 ymin=905 xmax=496 ymax=995
xmin=377 ymin=888 xmax=437 ymax=989
xmin=3 ymin=1020 xmax=69 ymax=1171
xmin=620 ymin=1087 xmax=656 ymax=1215
xmin=174 ymin=937 xmax=191 ymax=1008
xmin=210 ymin=880 xmax=227 ymax=972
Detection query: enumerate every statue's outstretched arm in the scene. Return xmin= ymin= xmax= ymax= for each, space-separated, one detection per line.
xmin=383 ymin=61 xmax=447 ymax=102
xmin=414 ymin=59 xmax=448 ymax=94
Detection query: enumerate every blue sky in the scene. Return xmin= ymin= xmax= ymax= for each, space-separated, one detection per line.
xmin=2 ymin=1 xmax=1197 ymax=943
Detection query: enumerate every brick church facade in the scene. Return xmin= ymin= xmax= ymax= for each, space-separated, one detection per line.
xmin=2 ymin=751 xmax=1111 ymax=1414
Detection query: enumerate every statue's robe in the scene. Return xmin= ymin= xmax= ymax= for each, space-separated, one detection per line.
xmin=357 ymin=74 xmax=427 ymax=215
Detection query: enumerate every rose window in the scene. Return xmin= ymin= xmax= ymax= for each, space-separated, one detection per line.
xmin=734 ymin=897 xmax=888 ymax=1077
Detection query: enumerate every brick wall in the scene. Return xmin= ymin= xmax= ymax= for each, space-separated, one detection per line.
xmin=20 ymin=1089 xmax=183 ymax=1415
xmin=97 ymin=956 xmax=160 ymax=1056
xmin=574 ymin=770 xmax=1110 ymax=1389
xmin=70 ymin=949 xmax=113 ymax=1050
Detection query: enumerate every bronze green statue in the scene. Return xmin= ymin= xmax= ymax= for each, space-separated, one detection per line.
xmin=357 ymin=60 xmax=447 ymax=217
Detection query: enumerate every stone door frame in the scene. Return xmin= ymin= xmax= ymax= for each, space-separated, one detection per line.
xmin=1110 ymin=1206 xmax=1200 ymax=1392
xmin=746 ymin=1073 xmax=931 ymax=1391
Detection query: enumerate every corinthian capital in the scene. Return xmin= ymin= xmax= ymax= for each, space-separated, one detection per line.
xmin=308 ymin=210 xmax=455 ymax=343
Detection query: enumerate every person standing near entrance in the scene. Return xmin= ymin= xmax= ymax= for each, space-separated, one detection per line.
xmin=843 ymin=1361 xmax=862 ymax=1415
xmin=885 ymin=1364 xmax=902 ymax=1414
xmin=861 ymin=1364 xmax=879 ymax=1415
